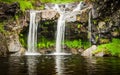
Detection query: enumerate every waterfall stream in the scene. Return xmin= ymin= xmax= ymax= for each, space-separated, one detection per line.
xmin=53 ymin=2 xmax=83 ymax=54
xmin=26 ymin=10 xmax=40 ymax=55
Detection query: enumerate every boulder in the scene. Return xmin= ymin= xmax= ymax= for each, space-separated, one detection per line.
xmin=81 ymin=45 xmax=97 ymax=57
xmin=6 ymin=34 xmax=25 ymax=56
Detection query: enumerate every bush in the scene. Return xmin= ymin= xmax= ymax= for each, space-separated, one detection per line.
xmin=65 ymin=39 xmax=90 ymax=49
xmin=93 ymin=38 xmax=120 ymax=57
xmin=37 ymin=37 xmax=55 ymax=49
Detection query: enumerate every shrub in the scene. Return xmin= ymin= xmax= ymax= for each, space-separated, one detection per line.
xmin=92 ymin=38 xmax=120 ymax=57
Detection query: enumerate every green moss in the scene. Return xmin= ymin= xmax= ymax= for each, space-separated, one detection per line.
xmin=19 ymin=33 xmax=27 ymax=48
xmin=93 ymin=38 xmax=120 ymax=57
xmin=0 ymin=23 xmax=5 ymax=33
xmin=93 ymin=20 xmax=97 ymax=25
xmin=77 ymin=24 xmax=82 ymax=28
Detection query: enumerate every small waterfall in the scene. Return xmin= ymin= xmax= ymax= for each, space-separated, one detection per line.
xmin=88 ymin=11 xmax=92 ymax=57
xmin=26 ymin=10 xmax=40 ymax=55
xmin=73 ymin=2 xmax=83 ymax=12
xmin=54 ymin=4 xmax=66 ymax=54
xmin=88 ymin=10 xmax=92 ymax=46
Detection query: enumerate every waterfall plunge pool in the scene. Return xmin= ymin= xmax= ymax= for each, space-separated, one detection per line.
xmin=0 ymin=55 xmax=120 ymax=75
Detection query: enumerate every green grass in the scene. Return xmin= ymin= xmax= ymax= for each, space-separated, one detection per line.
xmin=93 ymin=38 xmax=120 ymax=57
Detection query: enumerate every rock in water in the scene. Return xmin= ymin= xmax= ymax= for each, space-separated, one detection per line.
xmin=81 ymin=45 xmax=97 ymax=57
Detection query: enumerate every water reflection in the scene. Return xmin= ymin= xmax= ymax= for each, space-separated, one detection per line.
xmin=55 ymin=55 xmax=65 ymax=75
xmin=27 ymin=56 xmax=38 ymax=75
xmin=1 ymin=55 xmax=120 ymax=75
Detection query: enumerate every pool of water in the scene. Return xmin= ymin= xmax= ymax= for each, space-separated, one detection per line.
xmin=0 ymin=55 xmax=120 ymax=75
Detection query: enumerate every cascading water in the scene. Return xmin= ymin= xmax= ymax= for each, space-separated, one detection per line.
xmin=88 ymin=10 xmax=92 ymax=46
xmin=53 ymin=4 xmax=66 ymax=54
xmin=88 ymin=10 xmax=92 ymax=57
xmin=53 ymin=2 xmax=83 ymax=54
xmin=26 ymin=10 xmax=40 ymax=55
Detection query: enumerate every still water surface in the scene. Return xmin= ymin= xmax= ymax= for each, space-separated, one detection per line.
xmin=0 ymin=55 xmax=120 ymax=75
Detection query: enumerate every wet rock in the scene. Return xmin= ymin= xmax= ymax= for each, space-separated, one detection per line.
xmin=41 ymin=10 xmax=59 ymax=20
xmin=70 ymin=48 xmax=78 ymax=54
xmin=94 ymin=52 xmax=104 ymax=57
xmin=81 ymin=45 xmax=97 ymax=57
xmin=6 ymin=34 xmax=22 ymax=53
xmin=6 ymin=33 xmax=25 ymax=56
xmin=98 ymin=21 xmax=106 ymax=29
xmin=0 ymin=33 xmax=8 ymax=56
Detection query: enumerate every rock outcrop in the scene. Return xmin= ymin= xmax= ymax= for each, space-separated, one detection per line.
xmin=0 ymin=2 xmax=20 ymax=22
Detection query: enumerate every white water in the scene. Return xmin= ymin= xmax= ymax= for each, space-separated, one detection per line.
xmin=88 ymin=10 xmax=92 ymax=46
xmin=26 ymin=10 xmax=40 ymax=55
xmin=53 ymin=2 xmax=83 ymax=54
xmin=88 ymin=10 xmax=92 ymax=57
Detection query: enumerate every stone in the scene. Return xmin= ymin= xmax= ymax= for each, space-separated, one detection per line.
xmin=41 ymin=10 xmax=59 ymax=20
xmin=81 ymin=45 xmax=97 ymax=57
xmin=6 ymin=34 xmax=24 ymax=55
xmin=98 ymin=21 xmax=106 ymax=29
xmin=111 ymin=31 xmax=119 ymax=37
xmin=94 ymin=52 xmax=104 ymax=57
xmin=71 ymin=48 xmax=78 ymax=54
xmin=0 ymin=33 xmax=8 ymax=56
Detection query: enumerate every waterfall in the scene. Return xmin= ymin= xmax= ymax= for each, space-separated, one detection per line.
xmin=53 ymin=2 xmax=83 ymax=54
xmin=26 ymin=10 xmax=40 ymax=55
xmin=88 ymin=11 xmax=92 ymax=57
xmin=88 ymin=10 xmax=92 ymax=46
xmin=54 ymin=4 xmax=66 ymax=54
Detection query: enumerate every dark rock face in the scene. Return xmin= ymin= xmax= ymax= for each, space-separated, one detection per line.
xmin=0 ymin=2 xmax=26 ymax=56
xmin=90 ymin=0 xmax=120 ymax=44
xmin=92 ymin=0 xmax=120 ymax=19
xmin=0 ymin=2 xmax=20 ymax=22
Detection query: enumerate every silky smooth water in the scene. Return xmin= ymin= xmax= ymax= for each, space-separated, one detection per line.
xmin=0 ymin=55 xmax=120 ymax=75
xmin=53 ymin=2 xmax=83 ymax=54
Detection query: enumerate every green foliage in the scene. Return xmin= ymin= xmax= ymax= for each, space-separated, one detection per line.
xmin=93 ymin=20 xmax=97 ymax=25
xmin=65 ymin=39 xmax=90 ymax=49
xmin=41 ymin=0 xmax=83 ymax=4
xmin=19 ymin=1 xmax=33 ymax=12
xmin=19 ymin=34 xmax=27 ymax=48
xmin=0 ymin=0 xmax=33 ymax=12
xmin=77 ymin=24 xmax=82 ymax=28
xmin=39 ymin=5 xmax=45 ymax=10
xmin=37 ymin=37 xmax=55 ymax=49
xmin=0 ymin=23 xmax=5 ymax=33
xmin=93 ymin=38 xmax=120 ymax=57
